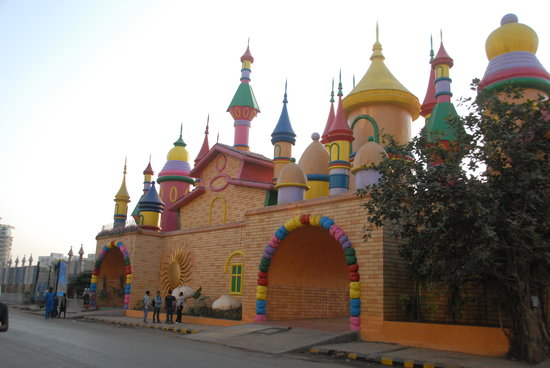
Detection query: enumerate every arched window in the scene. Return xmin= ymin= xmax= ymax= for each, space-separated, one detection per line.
xmin=224 ymin=251 xmax=245 ymax=295
xmin=209 ymin=196 xmax=227 ymax=225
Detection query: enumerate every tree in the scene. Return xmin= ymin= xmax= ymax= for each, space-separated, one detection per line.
xmin=68 ymin=271 xmax=92 ymax=298
xmin=359 ymin=85 xmax=550 ymax=363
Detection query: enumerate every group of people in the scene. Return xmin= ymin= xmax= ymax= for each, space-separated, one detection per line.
xmin=143 ymin=290 xmax=185 ymax=324
xmin=44 ymin=287 xmax=68 ymax=319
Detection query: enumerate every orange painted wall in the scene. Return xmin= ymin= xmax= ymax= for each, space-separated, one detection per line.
xmin=267 ymin=225 xmax=349 ymax=320
xmin=362 ymin=321 xmax=509 ymax=356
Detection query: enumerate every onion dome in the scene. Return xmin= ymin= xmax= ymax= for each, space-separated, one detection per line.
xmin=274 ymin=159 xmax=308 ymax=190
xmin=321 ymin=80 xmax=336 ymax=144
xmin=194 ymin=115 xmax=210 ymax=165
xmin=343 ymin=24 xmax=420 ymax=119
xmin=271 ymin=81 xmax=296 ymax=144
xmin=298 ymin=133 xmax=329 ymax=175
xmin=351 ymin=140 xmax=388 ymax=174
xmin=167 ymin=124 xmax=189 ymax=162
xmin=480 ymin=14 xmax=550 ymax=94
xmin=139 ymin=181 xmax=164 ymax=213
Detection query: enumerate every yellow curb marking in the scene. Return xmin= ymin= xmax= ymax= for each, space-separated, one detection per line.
xmin=310 ymin=348 xmax=319 ymax=353
xmin=348 ymin=353 xmax=357 ymax=360
xmin=404 ymin=361 xmax=415 ymax=368
xmin=381 ymin=357 xmax=393 ymax=366
xmin=423 ymin=363 xmax=435 ymax=368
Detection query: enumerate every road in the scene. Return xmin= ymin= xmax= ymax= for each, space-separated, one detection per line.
xmin=1 ymin=308 xmax=382 ymax=368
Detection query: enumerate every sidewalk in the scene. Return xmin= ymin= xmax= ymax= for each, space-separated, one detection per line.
xmin=9 ymin=301 xmax=550 ymax=368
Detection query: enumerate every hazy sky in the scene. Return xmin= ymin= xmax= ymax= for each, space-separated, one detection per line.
xmin=1 ymin=0 xmax=548 ymax=260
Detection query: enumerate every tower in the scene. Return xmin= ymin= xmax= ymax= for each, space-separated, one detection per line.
xmin=157 ymin=125 xmax=194 ymax=231
xmin=321 ymin=80 xmax=336 ymax=150
xmin=274 ymin=159 xmax=309 ymax=204
xmin=227 ymin=43 xmax=261 ymax=151
xmin=425 ymin=35 xmax=461 ymax=152
xmin=420 ymin=36 xmax=437 ymax=121
xmin=138 ymin=181 xmax=164 ymax=231
xmin=326 ymin=72 xmax=354 ymax=195
xmin=343 ymin=24 xmax=420 ymax=154
xmin=113 ymin=159 xmax=131 ymax=229
xmin=131 ymin=158 xmax=154 ymax=224
xmin=271 ymin=81 xmax=296 ymax=184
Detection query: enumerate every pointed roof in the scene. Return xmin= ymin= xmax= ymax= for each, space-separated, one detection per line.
xmin=321 ymin=80 xmax=336 ymax=143
xmin=241 ymin=44 xmax=254 ymax=63
xmin=68 ymin=246 xmax=73 ymax=257
xmin=115 ymin=159 xmax=130 ymax=201
xmin=343 ymin=24 xmax=420 ymax=119
xmin=139 ymin=181 xmax=164 ymax=212
xmin=433 ymin=36 xmax=454 ymax=67
xmin=421 ymin=37 xmax=437 ymax=118
xmin=327 ymin=72 xmax=353 ymax=143
xmin=143 ymin=157 xmax=154 ymax=175
xmin=78 ymin=245 xmax=84 ymax=256
xmin=227 ymin=83 xmax=260 ymax=111
xmin=195 ymin=115 xmax=211 ymax=165
xmin=425 ymin=102 xmax=461 ymax=142
xmin=271 ymin=81 xmax=296 ymax=145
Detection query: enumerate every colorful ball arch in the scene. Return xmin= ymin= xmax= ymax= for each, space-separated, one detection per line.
xmin=89 ymin=240 xmax=133 ymax=310
xmin=255 ymin=214 xmax=361 ymax=331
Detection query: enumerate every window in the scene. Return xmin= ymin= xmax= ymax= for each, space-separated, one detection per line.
xmin=230 ymin=263 xmax=243 ymax=295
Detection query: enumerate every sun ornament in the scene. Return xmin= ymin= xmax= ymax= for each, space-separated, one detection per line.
xmin=161 ymin=246 xmax=192 ymax=293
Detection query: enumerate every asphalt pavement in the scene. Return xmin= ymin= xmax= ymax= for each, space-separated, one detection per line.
xmin=4 ymin=300 xmax=550 ymax=368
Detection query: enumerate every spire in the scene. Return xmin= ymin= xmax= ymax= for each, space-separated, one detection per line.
xmin=321 ymin=79 xmax=336 ymax=144
xmin=195 ymin=115 xmax=211 ymax=165
xmin=29 ymin=254 xmax=33 ymax=265
xmin=78 ymin=244 xmax=84 ymax=256
xmin=271 ymin=80 xmax=296 ymax=145
xmin=327 ymin=72 xmax=353 ymax=143
xmin=421 ymin=36 xmax=438 ymax=119
xmin=143 ymin=155 xmax=154 ymax=175
xmin=68 ymin=246 xmax=73 ymax=258
xmin=115 ymin=158 xmax=130 ymax=200
xmin=174 ymin=123 xmax=186 ymax=147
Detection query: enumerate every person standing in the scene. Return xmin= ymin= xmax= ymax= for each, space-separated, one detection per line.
xmin=164 ymin=289 xmax=176 ymax=324
xmin=153 ymin=291 xmax=162 ymax=323
xmin=44 ymin=287 xmax=55 ymax=319
xmin=58 ymin=293 xmax=68 ymax=318
xmin=83 ymin=291 xmax=90 ymax=310
xmin=175 ymin=291 xmax=185 ymax=324
xmin=143 ymin=290 xmax=150 ymax=324
xmin=0 ymin=301 xmax=8 ymax=332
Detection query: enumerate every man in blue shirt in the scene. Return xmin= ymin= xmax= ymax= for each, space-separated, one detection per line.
xmin=44 ymin=287 xmax=55 ymax=319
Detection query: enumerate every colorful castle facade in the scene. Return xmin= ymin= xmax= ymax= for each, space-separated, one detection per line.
xmin=92 ymin=15 xmax=549 ymax=356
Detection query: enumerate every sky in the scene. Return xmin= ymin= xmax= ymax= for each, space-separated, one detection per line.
xmin=1 ymin=0 xmax=549 ymax=261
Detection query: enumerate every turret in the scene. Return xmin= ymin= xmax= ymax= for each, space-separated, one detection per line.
xmin=157 ymin=125 xmax=195 ymax=231
xmin=138 ymin=181 xmax=164 ymax=231
xmin=321 ymin=80 xmax=336 ymax=150
xmin=298 ymin=133 xmax=329 ymax=199
xmin=271 ymin=81 xmax=296 ymax=184
xmin=425 ymin=35 xmax=461 ymax=152
xmin=227 ymin=43 xmax=261 ymax=151
xmin=274 ymin=159 xmax=309 ymax=204
xmin=326 ymin=72 xmax=354 ymax=195
xmin=131 ymin=158 xmax=154 ymax=224
xmin=479 ymin=14 xmax=550 ymax=99
xmin=420 ymin=36 xmax=437 ymax=121
xmin=343 ymin=23 xmax=420 ymax=154
xmin=351 ymin=139 xmax=388 ymax=189
xmin=113 ymin=159 xmax=131 ymax=229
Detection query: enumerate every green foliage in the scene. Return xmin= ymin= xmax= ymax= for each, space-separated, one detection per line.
xmin=68 ymin=271 xmax=92 ymax=297
xmin=359 ymin=84 xmax=550 ymax=363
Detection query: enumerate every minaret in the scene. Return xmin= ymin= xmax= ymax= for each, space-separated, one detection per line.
xmin=326 ymin=72 xmax=354 ymax=195
xmin=67 ymin=246 xmax=73 ymax=277
xmin=420 ymin=36 xmax=437 ymax=121
xmin=321 ymin=80 xmax=336 ymax=150
xmin=113 ymin=159 xmax=131 ymax=229
xmin=227 ymin=42 xmax=261 ymax=151
xmin=194 ymin=115 xmax=210 ymax=169
xmin=271 ymin=81 xmax=296 ymax=184
xmin=21 ymin=255 xmax=26 ymax=267
xmin=157 ymin=125 xmax=194 ymax=231
xmin=28 ymin=254 xmax=33 ymax=267
xmin=138 ymin=181 xmax=164 ymax=231
xmin=425 ymin=34 xmax=461 ymax=152
xmin=15 ymin=255 xmax=19 ymax=267
xmin=131 ymin=158 xmax=154 ymax=224
xmin=78 ymin=245 xmax=84 ymax=273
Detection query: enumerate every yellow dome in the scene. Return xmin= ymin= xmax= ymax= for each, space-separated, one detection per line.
xmin=351 ymin=141 xmax=387 ymax=174
xmin=167 ymin=145 xmax=189 ymax=162
xmin=275 ymin=161 xmax=308 ymax=189
xmin=298 ymin=133 xmax=329 ymax=175
xmin=486 ymin=14 xmax=538 ymax=60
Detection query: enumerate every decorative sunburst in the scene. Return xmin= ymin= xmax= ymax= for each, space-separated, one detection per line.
xmin=161 ymin=246 xmax=192 ymax=294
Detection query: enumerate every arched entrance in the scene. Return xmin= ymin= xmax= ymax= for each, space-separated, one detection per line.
xmin=255 ymin=214 xmax=361 ymax=330
xmin=89 ymin=241 xmax=132 ymax=310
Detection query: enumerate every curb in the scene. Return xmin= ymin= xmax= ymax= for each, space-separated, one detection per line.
xmin=310 ymin=348 xmax=463 ymax=368
xmin=84 ymin=317 xmax=199 ymax=335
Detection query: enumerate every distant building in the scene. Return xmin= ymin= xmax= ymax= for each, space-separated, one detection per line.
xmin=0 ymin=218 xmax=14 ymax=267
